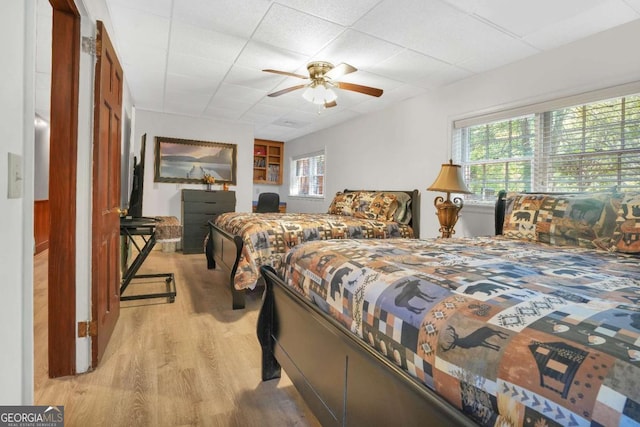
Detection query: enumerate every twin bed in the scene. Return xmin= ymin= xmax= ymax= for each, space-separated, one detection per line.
xmin=206 ymin=189 xmax=420 ymax=309
xmin=256 ymin=190 xmax=640 ymax=426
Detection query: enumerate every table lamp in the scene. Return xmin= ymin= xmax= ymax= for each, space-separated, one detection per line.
xmin=427 ymin=159 xmax=472 ymax=238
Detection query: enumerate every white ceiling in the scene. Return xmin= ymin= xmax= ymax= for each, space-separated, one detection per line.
xmin=36 ymin=0 xmax=640 ymax=141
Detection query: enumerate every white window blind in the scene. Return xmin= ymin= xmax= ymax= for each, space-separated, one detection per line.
xmin=453 ymin=92 xmax=640 ymax=201
xmin=290 ymin=151 xmax=325 ymax=197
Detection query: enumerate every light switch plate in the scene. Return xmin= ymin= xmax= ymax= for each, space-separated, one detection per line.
xmin=8 ymin=152 xmax=23 ymax=199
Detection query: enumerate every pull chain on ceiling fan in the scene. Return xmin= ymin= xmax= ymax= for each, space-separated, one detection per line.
xmin=263 ymin=61 xmax=383 ymax=109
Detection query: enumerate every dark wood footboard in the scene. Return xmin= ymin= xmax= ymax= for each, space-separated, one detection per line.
xmin=258 ymin=266 xmax=476 ymax=427
xmin=207 ymin=220 xmax=246 ymax=309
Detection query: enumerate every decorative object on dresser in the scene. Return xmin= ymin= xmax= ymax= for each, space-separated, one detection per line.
xmin=181 ymin=189 xmax=235 ymax=254
xmin=154 ymin=136 xmax=237 ymax=185
xmin=427 ymin=159 xmax=472 ymax=238
xmin=253 ymin=139 xmax=283 ymax=184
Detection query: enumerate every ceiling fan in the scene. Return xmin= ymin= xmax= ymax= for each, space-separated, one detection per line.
xmin=263 ymin=61 xmax=383 ymax=108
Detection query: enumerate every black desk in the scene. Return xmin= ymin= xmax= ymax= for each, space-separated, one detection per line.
xmin=120 ymin=217 xmax=176 ymax=302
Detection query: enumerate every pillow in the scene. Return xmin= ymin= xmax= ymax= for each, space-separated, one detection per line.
xmin=536 ymin=192 xmax=615 ymax=248
xmin=501 ymin=193 xmax=545 ymax=241
xmin=327 ymin=192 xmax=358 ymax=216
xmin=388 ymin=191 xmax=413 ymax=225
xmin=613 ymin=192 xmax=640 ymax=254
xmin=502 ymin=192 xmax=618 ymax=248
xmin=352 ymin=192 xmax=398 ymax=221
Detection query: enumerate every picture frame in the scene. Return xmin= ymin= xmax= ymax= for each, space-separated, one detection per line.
xmin=154 ymin=136 xmax=237 ymax=184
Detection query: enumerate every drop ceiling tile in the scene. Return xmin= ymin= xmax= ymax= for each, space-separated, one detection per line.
xmin=337 ymin=70 xmax=403 ymax=92
xmin=108 ymin=4 xmax=170 ymax=50
xmin=371 ymin=50 xmax=467 ymax=89
xmin=214 ymin=83 xmax=268 ymax=104
xmin=255 ymin=124 xmax=303 ymax=141
xmin=523 ymin=1 xmax=640 ymax=50
xmin=235 ymin=40 xmax=310 ymax=73
xmin=172 ymin=0 xmax=271 ymax=38
xmin=119 ymin=45 xmax=167 ymax=72
xmin=170 ymin=21 xmax=247 ymax=63
xmin=125 ymin=68 xmax=166 ymax=108
xmin=453 ymin=36 xmax=539 ymax=74
xmin=356 ymin=0 xmax=527 ymax=65
xmin=261 ymin=90 xmax=315 ymax=109
xmin=164 ymin=90 xmax=212 ymax=116
xmin=276 ymin=109 xmax=319 ymax=126
xmin=203 ymin=100 xmax=254 ymax=120
xmin=313 ymin=29 xmax=404 ymax=70
xmin=308 ymin=108 xmax=360 ymax=130
xmin=276 ymin=0 xmax=380 ymax=26
xmin=107 ymin=0 xmax=172 ymax=18
xmin=128 ymin=84 xmax=165 ymax=111
xmin=444 ymin=0 xmax=611 ymax=37
xmin=167 ymin=52 xmax=230 ymax=82
xmin=165 ymin=73 xmax=219 ymax=95
xmin=245 ymin=102 xmax=291 ymax=118
xmin=224 ymin=65 xmax=285 ymax=91
xmin=241 ymin=110 xmax=283 ymax=127
xmin=252 ymin=3 xmax=345 ymax=55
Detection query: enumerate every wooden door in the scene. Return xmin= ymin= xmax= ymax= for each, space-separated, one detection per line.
xmin=91 ymin=20 xmax=123 ymax=367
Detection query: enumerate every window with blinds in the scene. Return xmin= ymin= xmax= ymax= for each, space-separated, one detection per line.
xmin=290 ymin=151 xmax=325 ymax=197
xmin=453 ymin=93 xmax=640 ymax=201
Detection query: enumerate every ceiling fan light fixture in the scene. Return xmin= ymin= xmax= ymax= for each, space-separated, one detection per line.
xmin=302 ymin=83 xmax=337 ymax=105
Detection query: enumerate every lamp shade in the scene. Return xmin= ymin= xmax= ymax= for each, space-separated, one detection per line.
xmin=302 ymin=84 xmax=337 ymax=105
xmin=427 ymin=159 xmax=472 ymax=194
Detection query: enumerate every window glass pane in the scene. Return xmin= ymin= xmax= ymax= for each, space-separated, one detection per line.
xmin=290 ymin=152 xmax=325 ymax=197
xmin=454 ymin=93 xmax=640 ymax=199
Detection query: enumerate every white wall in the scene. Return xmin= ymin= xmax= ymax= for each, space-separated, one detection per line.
xmin=133 ymin=110 xmax=255 ymax=219
xmin=285 ymin=19 xmax=640 ymax=239
xmin=0 ymin=0 xmax=35 ymax=404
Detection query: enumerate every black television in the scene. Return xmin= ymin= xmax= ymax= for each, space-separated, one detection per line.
xmin=127 ymin=134 xmax=146 ymax=218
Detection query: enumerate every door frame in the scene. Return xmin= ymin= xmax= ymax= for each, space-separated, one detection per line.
xmin=48 ymin=0 xmax=80 ymax=378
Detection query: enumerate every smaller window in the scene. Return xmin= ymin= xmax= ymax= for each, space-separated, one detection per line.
xmin=290 ymin=151 xmax=325 ymax=197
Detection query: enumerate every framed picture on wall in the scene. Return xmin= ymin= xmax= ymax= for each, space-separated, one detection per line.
xmin=154 ymin=136 xmax=237 ymax=184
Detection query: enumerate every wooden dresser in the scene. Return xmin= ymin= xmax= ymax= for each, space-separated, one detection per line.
xmin=181 ymin=189 xmax=236 ymax=254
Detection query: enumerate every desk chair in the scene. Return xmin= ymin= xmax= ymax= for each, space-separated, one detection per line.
xmin=256 ymin=192 xmax=280 ymax=213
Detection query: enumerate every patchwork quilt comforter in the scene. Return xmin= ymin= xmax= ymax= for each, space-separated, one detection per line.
xmin=213 ymin=212 xmax=413 ymax=290
xmin=280 ymin=237 xmax=640 ymax=427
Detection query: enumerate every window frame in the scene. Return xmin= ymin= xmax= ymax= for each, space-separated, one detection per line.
xmin=289 ymin=150 xmax=325 ymax=198
xmin=452 ymin=83 xmax=640 ymax=203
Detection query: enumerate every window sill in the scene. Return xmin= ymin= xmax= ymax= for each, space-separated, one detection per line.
xmin=460 ymin=201 xmax=495 ymax=214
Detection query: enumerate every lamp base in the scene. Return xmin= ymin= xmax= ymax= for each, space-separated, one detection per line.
xmin=434 ymin=195 xmax=463 ymax=238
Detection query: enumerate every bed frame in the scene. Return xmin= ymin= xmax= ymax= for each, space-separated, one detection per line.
xmin=256 ymin=192 xmax=509 ymax=426
xmin=206 ymin=189 xmax=420 ymax=310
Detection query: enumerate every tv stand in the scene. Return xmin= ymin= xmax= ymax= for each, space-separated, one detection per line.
xmin=120 ymin=217 xmax=176 ymax=302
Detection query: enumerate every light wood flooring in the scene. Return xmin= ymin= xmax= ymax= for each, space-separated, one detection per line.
xmin=33 ymin=248 xmax=321 ymax=427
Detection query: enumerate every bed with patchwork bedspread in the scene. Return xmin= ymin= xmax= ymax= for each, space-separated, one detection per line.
xmin=257 ymin=190 xmax=640 ymax=426
xmin=206 ymin=189 xmax=419 ymax=309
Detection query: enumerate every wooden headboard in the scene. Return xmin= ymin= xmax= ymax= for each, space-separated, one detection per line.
xmin=495 ymin=190 xmax=508 ymax=235
xmin=343 ymin=189 xmax=421 ymax=238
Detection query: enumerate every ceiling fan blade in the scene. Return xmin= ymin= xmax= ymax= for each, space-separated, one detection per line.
xmin=324 ymin=100 xmax=337 ymax=108
xmin=336 ymin=82 xmax=383 ymax=97
xmin=324 ymin=63 xmax=357 ymax=80
xmin=267 ymin=84 xmax=308 ymax=97
xmin=262 ymin=69 xmax=309 ymax=80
